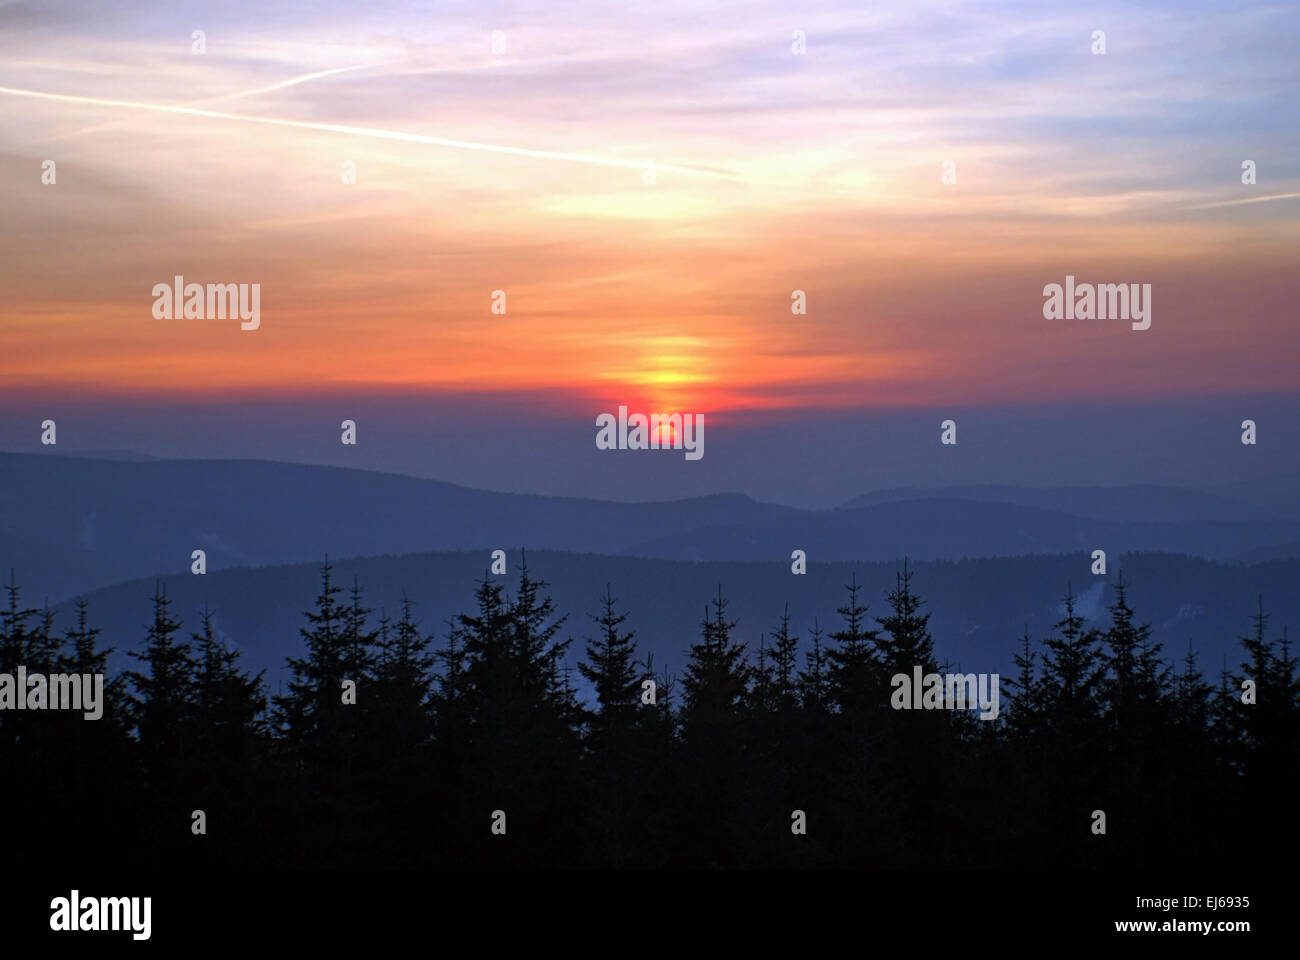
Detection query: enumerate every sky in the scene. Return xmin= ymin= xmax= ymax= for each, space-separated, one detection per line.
xmin=1 ymin=0 xmax=1297 ymax=505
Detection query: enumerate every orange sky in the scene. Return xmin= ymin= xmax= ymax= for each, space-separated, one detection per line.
xmin=2 ymin=1 xmax=1298 ymax=418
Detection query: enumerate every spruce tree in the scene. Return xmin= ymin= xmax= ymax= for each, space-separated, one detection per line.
xmin=1231 ymin=597 xmax=1277 ymax=740
xmin=340 ymin=577 xmax=379 ymax=706
xmin=374 ymin=593 xmax=436 ymax=750
xmin=126 ymin=582 xmax=198 ymax=792
xmin=274 ymin=561 xmax=349 ymax=768
xmin=1004 ymin=625 xmax=1041 ymax=740
xmin=53 ymin=596 xmax=134 ymax=862
xmin=874 ymin=559 xmax=936 ymax=674
xmin=1038 ymin=585 xmax=1105 ymax=730
xmin=1172 ymin=639 xmax=1213 ymax=735
xmin=0 ymin=571 xmax=38 ymax=671
xmin=61 ymin=597 xmax=111 ymax=676
xmin=797 ymin=617 xmax=829 ymax=714
xmin=456 ymin=575 xmax=513 ymax=744
xmin=579 ymin=585 xmax=641 ymax=749
xmin=680 ymin=586 xmax=749 ymax=740
xmin=1100 ymin=573 xmax=1165 ymax=740
xmin=431 ymin=616 xmax=468 ymax=746
xmin=510 ymin=555 xmax=571 ymax=715
xmin=28 ymin=600 xmax=61 ymax=674
xmin=768 ymin=604 xmax=801 ymax=714
xmin=678 ymin=586 xmax=751 ymax=866
xmin=825 ymin=573 xmax=881 ymax=716
xmin=192 ymin=604 xmax=265 ymax=769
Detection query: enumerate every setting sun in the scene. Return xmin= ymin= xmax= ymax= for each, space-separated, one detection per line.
xmin=654 ymin=421 xmax=678 ymax=447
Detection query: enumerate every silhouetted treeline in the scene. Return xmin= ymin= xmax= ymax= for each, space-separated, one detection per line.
xmin=1 ymin=558 xmax=1295 ymax=869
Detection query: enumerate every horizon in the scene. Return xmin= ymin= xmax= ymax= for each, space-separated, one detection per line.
xmin=3 ymin=0 xmax=1298 ymax=511
xmin=2 ymin=444 xmax=1299 ymax=511
xmin=2 ymin=390 xmax=1297 ymax=506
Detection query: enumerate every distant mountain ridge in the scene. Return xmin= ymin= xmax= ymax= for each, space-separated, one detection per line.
xmin=2 ymin=453 xmax=1298 ymax=603
xmin=838 ymin=483 xmax=1293 ymax=523
xmin=628 ymin=497 xmax=1300 ymax=563
xmin=0 ymin=453 xmax=795 ymax=598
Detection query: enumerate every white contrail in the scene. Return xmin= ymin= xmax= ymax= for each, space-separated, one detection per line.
xmin=206 ymin=64 xmax=371 ymax=102
xmin=1178 ymin=192 xmax=1300 ymax=210
xmin=14 ymin=65 xmax=373 ymax=148
xmin=0 ymin=83 xmax=738 ymax=178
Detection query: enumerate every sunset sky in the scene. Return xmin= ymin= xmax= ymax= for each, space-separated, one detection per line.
xmin=2 ymin=0 xmax=1297 ymax=503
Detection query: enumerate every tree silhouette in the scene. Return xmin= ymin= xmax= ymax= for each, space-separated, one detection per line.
xmin=126 ymin=582 xmax=197 ymax=793
xmin=579 ymin=584 xmax=641 ymax=750
xmin=0 ymin=556 xmax=1290 ymax=871
xmin=825 ymin=573 xmax=881 ymax=717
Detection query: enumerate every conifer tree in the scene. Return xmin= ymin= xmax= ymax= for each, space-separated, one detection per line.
xmin=1100 ymin=574 xmax=1165 ymax=739
xmin=680 ymin=586 xmax=749 ymax=739
xmin=797 ymin=617 xmax=829 ymax=714
xmin=47 ymin=596 xmax=134 ymax=860
xmin=0 ymin=571 xmax=38 ymax=670
xmin=1228 ymin=598 xmax=1296 ymax=790
xmin=579 ymin=585 xmax=641 ymax=749
xmin=374 ymin=593 xmax=436 ymax=750
xmin=192 ymin=604 xmax=266 ymax=767
xmin=874 ymin=560 xmax=937 ymax=674
xmin=0 ymin=581 xmax=55 ymax=761
xmin=1172 ymin=639 xmax=1213 ymax=735
xmin=456 ymin=575 xmax=513 ymax=743
xmin=1038 ymin=585 xmax=1105 ymax=729
xmin=59 ymin=596 xmax=128 ymax=733
xmin=340 ymin=576 xmax=379 ymax=703
xmin=1229 ymin=596 xmax=1275 ymax=760
xmin=1210 ymin=654 xmax=1240 ymax=770
xmin=1003 ymin=625 xmax=1041 ymax=739
xmin=677 ymin=586 xmax=752 ymax=866
xmin=825 ymin=573 xmax=881 ymax=715
xmin=60 ymin=597 xmax=111 ymax=676
xmin=274 ymin=561 xmax=349 ymax=764
xmin=753 ymin=632 xmax=773 ymax=713
xmin=642 ymin=651 xmax=675 ymax=713
xmin=1277 ymin=627 xmax=1299 ymax=713
xmin=510 ymin=555 xmax=571 ymax=715
xmin=431 ymin=616 xmax=468 ymax=743
xmin=126 ymin=582 xmax=198 ymax=790
xmin=28 ymin=600 xmax=61 ymax=674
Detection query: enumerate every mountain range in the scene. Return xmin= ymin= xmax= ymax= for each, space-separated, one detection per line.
xmin=2 ymin=451 xmax=1296 ymax=693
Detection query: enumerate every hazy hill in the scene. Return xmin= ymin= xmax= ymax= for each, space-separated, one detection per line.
xmin=1206 ymin=473 xmax=1300 ymax=517
xmin=4 ymin=454 xmax=1300 ymax=605
xmin=625 ymin=498 xmax=1300 ymax=563
xmin=839 ymin=483 xmax=1291 ymax=523
xmin=0 ymin=452 xmax=795 ymax=597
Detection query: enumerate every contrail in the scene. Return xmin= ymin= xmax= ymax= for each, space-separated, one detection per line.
xmin=1178 ymin=192 xmax=1300 ymax=210
xmin=0 ymin=83 xmax=739 ymax=179
xmin=205 ymin=64 xmax=372 ymax=102
xmin=14 ymin=65 xmax=374 ymax=148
